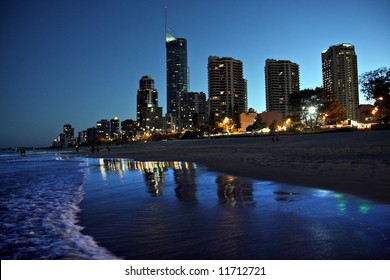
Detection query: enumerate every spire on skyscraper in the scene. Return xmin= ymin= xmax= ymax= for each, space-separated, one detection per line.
xmin=166 ymin=28 xmax=177 ymax=43
xmin=165 ymin=5 xmax=177 ymax=42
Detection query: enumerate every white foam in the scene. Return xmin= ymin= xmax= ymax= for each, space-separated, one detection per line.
xmin=0 ymin=152 xmax=117 ymax=259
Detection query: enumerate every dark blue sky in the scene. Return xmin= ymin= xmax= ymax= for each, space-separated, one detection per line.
xmin=1 ymin=0 xmax=389 ymax=148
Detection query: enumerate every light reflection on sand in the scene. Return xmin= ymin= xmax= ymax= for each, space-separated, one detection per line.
xmin=80 ymin=158 xmax=390 ymax=259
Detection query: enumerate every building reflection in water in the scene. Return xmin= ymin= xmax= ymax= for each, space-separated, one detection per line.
xmin=98 ymin=159 xmax=197 ymax=197
xmin=136 ymin=161 xmax=167 ymax=196
xmin=173 ymin=162 xmax=197 ymax=203
xmin=216 ymin=175 xmax=255 ymax=207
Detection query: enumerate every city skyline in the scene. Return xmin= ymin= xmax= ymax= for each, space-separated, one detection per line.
xmin=1 ymin=0 xmax=389 ymax=148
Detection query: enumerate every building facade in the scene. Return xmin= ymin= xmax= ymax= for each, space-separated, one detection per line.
xmin=52 ymin=124 xmax=76 ymax=148
xmin=166 ymin=32 xmax=188 ymax=126
xmin=322 ymin=43 xmax=359 ymax=120
xmin=208 ymin=56 xmax=247 ymax=123
xmin=265 ymin=59 xmax=300 ymax=118
xmin=136 ymin=76 xmax=163 ymax=132
xmin=78 ymin=130 xmax=88 ymax=145
xmin=110 ymin=117 xmax=120 ymax=139
xmin=163 ymin=113 xmax=176 ymax=133
xmin=121 ymin=119 xmax=136 ymax=141
xmin=180 ymin=92 xmax=207 ymax=130
xmin=96 ymin=119 xmax=110 ymax=139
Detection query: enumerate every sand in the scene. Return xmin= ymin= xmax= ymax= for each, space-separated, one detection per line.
xmin=87 ymin=130 xmax=390 ymax=203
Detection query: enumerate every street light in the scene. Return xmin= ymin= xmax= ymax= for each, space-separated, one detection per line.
xmin=308 ymin=106 xmax=317 ymax=130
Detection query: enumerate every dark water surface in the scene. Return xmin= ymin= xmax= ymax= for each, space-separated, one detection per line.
xmin=79 ymin=158 xmax=390 ymax=260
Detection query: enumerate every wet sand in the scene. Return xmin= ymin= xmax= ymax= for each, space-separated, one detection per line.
xmin=87 ymin=130 xmax=390 ymax=204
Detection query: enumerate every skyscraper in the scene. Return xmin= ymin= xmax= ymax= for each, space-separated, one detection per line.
xmin=180 ymin=91 xmax=207 ymax=129
xmin=166 ymin=31 xmax=188 ymax=127
xmin=96 ymin=119 xmax=110 ymax=139
xmin=137 ymin=76 xmax=163 ymax=132
xmin=208 ymin=56 xmax=247 ymax=123
xmin=322 ymin=43 xmax=359 ymax=120
xmin=110 ymin=117 xmax=120 ymax=139
xmin=265 ymin=59 xmax=300 ymax=118
xmin=60 ymin=124 xmax=75 ymax=147
xmin=121 ymin=119 xmax=136 ymax=141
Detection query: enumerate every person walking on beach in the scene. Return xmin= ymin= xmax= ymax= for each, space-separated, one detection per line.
xmin=271 ymin=133 xmax=280 ymax=143
xmin=91 ymin=145 xmax=95 ymax=154
xmin=19 ymin=147 xmax=26 ymax=156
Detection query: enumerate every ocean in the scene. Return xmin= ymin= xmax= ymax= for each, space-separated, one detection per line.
xmin=1 ymin=151 xmax=390 ymax=259
xmin=0 ymin=151 xmax=115 ymax=259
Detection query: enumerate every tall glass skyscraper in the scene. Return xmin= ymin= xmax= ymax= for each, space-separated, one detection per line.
xmin=322 ymin=43 xmax=359 ymax=120
xmin=166 ymin=31 xmax=188 ymax=127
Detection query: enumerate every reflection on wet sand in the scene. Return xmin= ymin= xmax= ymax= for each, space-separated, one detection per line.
xmin=80 ymin=159 xmax=390 ymax=259
xmin=273 ymin=191 xmax=302 ymax=202
xmin=173 ymin=165 xmax=197 ymax=203
xmin=98 ymin=159 xmax=256 ymax=207
xmin=97 ymin=159 xmax=379 ymax=213
xmin=216 ymin=175 xmax=255 ymax=207
xmin=98 ymin=159 xmax=198 ymax=198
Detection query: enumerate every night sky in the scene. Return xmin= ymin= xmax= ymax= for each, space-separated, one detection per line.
xmin=1 ymin=0 xmax=389 ymax=148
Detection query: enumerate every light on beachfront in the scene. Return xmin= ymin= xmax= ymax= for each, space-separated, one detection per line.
xmin=308 ymin=106 xmax=317 ymax=115
xmin=219 ymin=117 xmax=235 ymax=132
xmin=359 ymin=204 xmax=371 ymax=214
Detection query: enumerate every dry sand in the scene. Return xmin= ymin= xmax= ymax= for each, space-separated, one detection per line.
xmin=88 ymin=130 xmax=390 ymax=203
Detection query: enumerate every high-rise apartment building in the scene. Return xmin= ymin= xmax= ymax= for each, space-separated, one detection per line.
xmin=208 ymin=56 xmax=247 ymax=123
xmin=56 ymin=123 xmax=75 ymax=147
xmin=96 ymin=119 xmax=110 ymax=139
xmin=121 ymin=119 xmax=136 ymax=141
xmin=78 ymin=130 xmax=88 ymax=145
xmin=166 ymin=31 xmax=188 ymax=126
xmin=63 ymin=124 xmax=74 ymax=139
xmin=136 ymin=76 xmax=163 ymax=132
xmin=110 ymin=117 xmax=120 ymax=139
xmin=163 ymin=113 xmax=175 ymax=132
xmin=87 ymin=127 xmax=97 ymax=143
xmin=180 ymin=92 xmax=207 ymax=129
xmin=265 ymin=59 xmax=300 ymax=118
xmin=322 ymin=43 xmax=359 ymax=120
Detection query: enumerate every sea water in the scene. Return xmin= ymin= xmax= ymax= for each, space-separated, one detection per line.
xmin=0 ymin=151 xmax=115 ymax=259
xmin=1 ymin=152 xmax=390 ymax=260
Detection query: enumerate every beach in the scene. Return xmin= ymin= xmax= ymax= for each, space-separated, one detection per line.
xmin=89 ymin=130 xmax=390 ymax=204
xmin=2 ymin=131 xmax=390 ymax=260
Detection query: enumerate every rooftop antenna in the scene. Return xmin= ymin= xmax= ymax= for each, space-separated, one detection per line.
xmin=165 ymin=2 xmax=178 ymax=42
xmin=165 ymin=3 xmax=167 ymax=35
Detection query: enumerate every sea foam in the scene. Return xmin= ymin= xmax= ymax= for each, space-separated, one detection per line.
xmin=0 ymin=152 xmax=116 ymax=259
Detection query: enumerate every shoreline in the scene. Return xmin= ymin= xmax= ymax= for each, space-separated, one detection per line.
xmin=86 ymin=130 xmax=390 ymax=204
